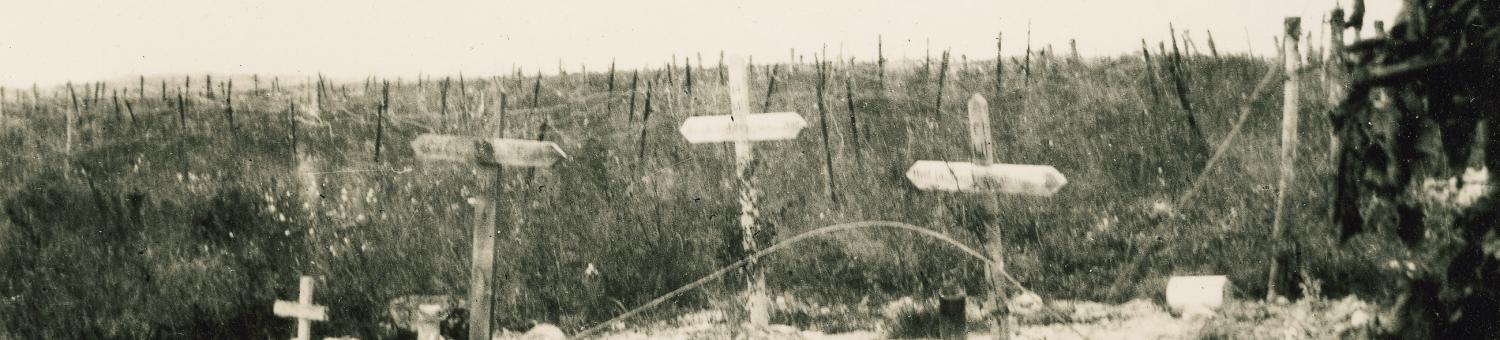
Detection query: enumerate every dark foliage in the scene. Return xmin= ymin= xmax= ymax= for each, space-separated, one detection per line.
xmin=1330 ymin=0 xmax=1500 ymax=337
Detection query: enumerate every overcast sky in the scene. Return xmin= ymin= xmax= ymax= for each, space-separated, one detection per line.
xmin=0 ymin=0 xmax=1400 ymax=87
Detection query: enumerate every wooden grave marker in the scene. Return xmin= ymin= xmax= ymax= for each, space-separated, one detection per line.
xmin=678 ymin=55 xmax=808 ymax=329
xmin=904 ymin=94 xmax=1068 ymax=339
xmin=273 ymin=276 xmax=327 ymax=340
xmin=410 ymin=134 xmax=567 ymax=340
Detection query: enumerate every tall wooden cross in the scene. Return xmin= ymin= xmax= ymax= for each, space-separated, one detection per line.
xmin=904 ymin=94 xmax=1067 ymax=339
xmin=273 ymin=276 xmax=328 ymax=340
xmin=679 ymin=55 xmax=808 ymax=329
xmin=410 ymin=134 xmax=567 ymax=340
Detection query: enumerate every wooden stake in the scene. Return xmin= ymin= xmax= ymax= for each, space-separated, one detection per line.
xmin=995 ymin=32 xmax=1004 ymax=95
xmin=177 ymin=93 xmax=188 ymax=177
xmin=1267 ymin=17 xmax=1301 ymax=301
xmin=877 ymin=35 xmax=886 ymax=89
xmin=607 ymin=59 xmax=617 ymax=114
xmin=441 ymin=77 xmax=450 ymax=117
xmin=762 ymin=65 xmax=779 ymax=112
xmin=1207 ymin=30 xmax=1220 ymax=59
xmin=1142 ymin=39 xmax=1165 ymax=108
xmin=628 ymin=71 xmax=639 ymax=122
xmin=637 ymin=81 xmax=654 ymax=162
xmin=225 ymin=80 xmax=234 ymax=131
xmin=845 ymin=72 xmax=863 ymax=169
xmin=376 ymin=81 xmax=388 ymax=162
xmin=532 ymin=72 xmax=542 ymax=109
xmin=66 ymin=83 xmax=78 ymax=178
xmin=935 ymin=50 xmax=951 ymax=114
xmin=125 ymin=99 xmax=136 ymax=126
xmin=814 ymin=58 xmax=839 ymax=204
xmin=1167 ymin=26 xmax=1210 ymax=166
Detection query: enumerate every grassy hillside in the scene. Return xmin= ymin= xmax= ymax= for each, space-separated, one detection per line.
xmin=0 ymin=53 xmax=1403 ymax=338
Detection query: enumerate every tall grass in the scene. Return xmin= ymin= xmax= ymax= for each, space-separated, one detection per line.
xmin=0 ymin=52 xmax=1402 ymax=338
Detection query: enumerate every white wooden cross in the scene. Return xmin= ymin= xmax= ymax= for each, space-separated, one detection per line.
xmin=410 ymin=134 xmax=567 ymax=340
xmin=678 ymin=55 xmax=808 ymax=328
xmin=904 ymin=94 xmax=1068 ymax=340
xmin=273 ymin=276 xmax=328 ymax=340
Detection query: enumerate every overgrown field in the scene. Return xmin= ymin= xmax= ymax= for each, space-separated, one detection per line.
xmin=0 ymin=53 xmax=1406 ymax=338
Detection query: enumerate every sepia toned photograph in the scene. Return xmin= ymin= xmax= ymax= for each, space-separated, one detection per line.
xmin=1 ymin=0 xmax=1496 ymax=339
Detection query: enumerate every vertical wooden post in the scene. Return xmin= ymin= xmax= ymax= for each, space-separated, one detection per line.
xmin=968 ymin=94 xmax=1010 ymax=340
xmin=995 ymin=32 xmax=1004 ymax=95
xmin=295 ymin=276 xmax=315 ymax=340
xmin=1069 ymin=39 xmax=1080 ymax=63
xmin=845 ymin=73 xmax=863 ymax=169
xmin=628 ymin=71 xmax=639 ymax=122
xmin=637 ymin=82 xmax=654 ymax=162
xmin=226 ymin=80 xmax=234 ymax=131
xmin=1023 ymin=22 xmax=1033 ymax=85
xmin=178 ymin=94 xmax=188 ymax=177
xmin=1166 ymin=26 xmax=1210 ymax=167
xmin=440 ymin=77 xmax=450 ymax=117
xmin=1267 ymin=17 xmax=1301 ymax=301
xmin=935 ymin=50 xmax=951 ymax=114
xmin=814 ymin=57 xmax=839 ymax=204
xmin=685 ymin=55 xmax=695 ymax=98
xmin=1328 ymin=8 xmax=1348 ymax=162
xmin=316 ymin=74 xmax=326 ymax=115
xmin=375 ymin=81 xmax=388 ymax=162
xmin=31 ymin=84 xmax=40 ymax=115
xmin=66 ymin=83 xmax=78 ymax=178
xmin=310 ymin=78 xmax=321 ymax=118
xmin=762 ymin=65 xmax=779 ymax=112
xmin=607 ymin=59 xmax=617 ymax=114
xmin=139 ymin=76 xmax=145 ymax=102
xmin=469 ymin=174 xmax=497 ymax=340
xmin=726 ymin=55 xmax=769 ymax=329
xmin=1142 ymin=39 xmax=1165 ymax=109
xmin=531 ymin=72 xmax=542 ymax=109
xmin=877 ymin=35 xmax=886 ymax=89
xmin=288 ymin=99 xmax=297 ymax=170
xmin=112 ymin=90 xmax=122 ymax=122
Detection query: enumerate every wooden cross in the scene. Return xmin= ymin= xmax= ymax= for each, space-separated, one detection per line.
xmin=678 ymin=55 xmax=808 ymax=329
xmin=904 ymin=94 xmax=1067 ymax=340
xmin=273 ymin=276 xmax=328 ymax=340
xmin=410 ymin=134 xmax=567 ymax=340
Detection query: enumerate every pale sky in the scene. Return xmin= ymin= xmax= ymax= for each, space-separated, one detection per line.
xmin=0 ymin=0 xmax=1400 ymax=87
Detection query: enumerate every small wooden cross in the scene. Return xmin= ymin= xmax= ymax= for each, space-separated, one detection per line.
xmin=273 ymin=276 xmax=328 ymax=340
xmin=904 ymin=94 xmax=1068 ymax=340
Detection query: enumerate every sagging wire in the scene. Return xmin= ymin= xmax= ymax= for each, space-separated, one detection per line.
xmin=575 ymin=220 xmax=1093 ymax=340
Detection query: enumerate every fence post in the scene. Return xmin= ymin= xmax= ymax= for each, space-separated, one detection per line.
xmin=1267 ymin=17 xmax=1301 ymax=301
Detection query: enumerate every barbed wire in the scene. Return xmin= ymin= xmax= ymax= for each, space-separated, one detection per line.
xmin=574 ymin=220 xmax=1092 ymax=340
